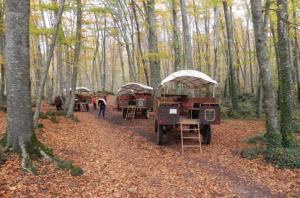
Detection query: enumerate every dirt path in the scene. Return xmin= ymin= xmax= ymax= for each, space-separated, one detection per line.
xmin=91 ymin=103 xmax=286 ymax=198
xmin=0 ymin=99 xmax=299 ymax=197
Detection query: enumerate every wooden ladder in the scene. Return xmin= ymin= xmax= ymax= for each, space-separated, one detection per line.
xmin=125 ymin=105 xmax=136 ymax=120
xmin=179 ymin=119 xmax=202 ymax=154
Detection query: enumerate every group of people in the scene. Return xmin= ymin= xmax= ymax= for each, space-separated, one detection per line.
xmin=54 ymin=94 xmax=107 ymax=118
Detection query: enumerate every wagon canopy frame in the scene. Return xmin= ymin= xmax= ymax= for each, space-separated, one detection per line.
xmin=63 ymin=87 xmax=92 ymax=93
xmin=117 ymin=83 xmax=153 ymax=95
xmin=157 ymin=70 xmax=218 ymax=93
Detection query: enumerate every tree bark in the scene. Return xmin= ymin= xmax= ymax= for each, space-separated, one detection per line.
xmin=101 ymin=15 xmax=107 ymax=92
xmin=179 ymin=0 xmax=193 ymax=69
xmin=67 ymin=0 xmax=82 ymax=117
xmin=213 ymin=7 xmax=220 ymax=83
xmin=0 ymin=1 xmax=5 ymax=108
xmin=170 ymin=0 xmax=181 ymax=73
xmin=291 ymin=0 xmax=300 ymax=102
xmin=131 ymin=0 xmax=149 ymax=85
xmin=277 ymin=0 xmax=294 ymax=147
xmin=223 ymin=1 xmax=239 ymax=111
xmin=33 ymin=0 xmax=65 ymax=128
xmin=250 ymin=0 xmax=281 ymax=147
xmin=5 ymin=0 xmax=33 ymax=155
xmin=145 ymin=0 xmax=161 ymax=88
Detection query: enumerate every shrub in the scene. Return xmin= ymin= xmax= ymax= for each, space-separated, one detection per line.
xmin=265 ymin=147 xmax=300 ymax=169
xmin=245 ymin=133 xmax=267 ymax=144
xmin=240 ymin=147 xmax=266 ymax=160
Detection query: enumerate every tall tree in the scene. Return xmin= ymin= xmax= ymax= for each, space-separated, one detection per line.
xmin=67 ymin=0 xmax=82 ymax=117
xmin=250 ymin=0 xmax=281 ymax=147
xmin=291 ymin=0 xmax=300 ymax=102
xmin=131 ymin=0 xmax=149 ymax=85
xmin=277 ymin=0 xmax=294 ymax=147
xmin=179 ymin=0 xmax=193 ymax=69
xmin=223 ymin=0 xmax=239 ymax=111
xmin=145 ymin=0 xmax=161 ymax=88
xmin=33 ymin=0 xmax=65 ymax=128
xmin=0 ymin=0 xmax=4 ymax=108
xmin=213 ymin=6 xmax=220 ymax=82
xmin=170 ymin=0 xmax=181 ymax=72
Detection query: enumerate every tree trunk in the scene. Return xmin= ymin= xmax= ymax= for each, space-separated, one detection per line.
xmin=101 ymin=15 xmax=107 ymax=92
xmin=179 ymin=0 xmax=193 ymax=69
xmin=292 ymin=0 xmax=300 ymax=102
xmin=117 ymin=37 xmax=126 ymax=83
xmin=277 ymin=0 xmax=294 ymax=147
xmin=33 ymin=0 xmax=65 ymax=128
xmin=92 ymin=16 xmax=100 ymax=93
xmin=67 ymin=0 xmax=82 ymax=117
xmin=0 ymin=1 xmax=5 ymax=108
xmin=0 ymin=63 xmax=4 ymax=107
xmin=170 ymin=0 xmax=181 ymax=73
xmin=131 ymin=0 xmax=149 ymax=85
xmin=145 ymin=0 xmax=161 ymax=88
xmin=204 ymin=8 xmax=211 ymax=75
xmin=250 ymin=0 xmax=281 ymax=147
xmin=223 ymin=1 xmax=239 ymax=111
xmin=213 ymin=7 xmax=219 ymax=83
xmin=4 ymin=0 xmax=35 ymax=170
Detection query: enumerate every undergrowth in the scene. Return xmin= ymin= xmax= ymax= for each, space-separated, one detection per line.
xmin=221 ymin=93 xmax=258 ymax=119
xmin=242 ymin=132 xmax=300 ymax=169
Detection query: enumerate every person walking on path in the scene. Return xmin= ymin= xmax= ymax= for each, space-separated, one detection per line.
xmin=92 ymin=97 xmax=97 ymax=110
xmin=98 ymin=96 xmax=107 ymax=117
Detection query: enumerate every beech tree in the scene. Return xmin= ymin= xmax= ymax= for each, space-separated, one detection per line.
xmin=277 ymin=0 xmax=294 ymax=147
xmin=67 ymin=0 xmax=82 ymax=117
xmin=1 ymin=0 xmax=82 ymax=175
xmin=145 ymin=0 xmax=161 ymax=88
xmin=250 ymin=0 xmax=281 ymax=147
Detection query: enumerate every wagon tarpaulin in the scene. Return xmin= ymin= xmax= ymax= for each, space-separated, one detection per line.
xmin=158 ymin=70 xmax=218 ymax=91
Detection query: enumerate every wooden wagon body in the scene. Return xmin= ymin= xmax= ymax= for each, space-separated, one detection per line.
xmin=154 ymin=70 xmax=221 ymax=145
xmin=116 ymin=83 xmax=153 ymax=119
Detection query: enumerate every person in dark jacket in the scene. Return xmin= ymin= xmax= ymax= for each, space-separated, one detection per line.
xmin=98 ymin=97 xmax=107 ymax=117
xmin=55 ymin=95 xmax=63 ymax=111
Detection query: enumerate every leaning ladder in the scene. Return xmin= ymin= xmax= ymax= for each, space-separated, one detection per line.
xmin=125 ymin=105 xmax=137 ymax=121
xmin=179 ymin=119 xmax=202 ymax=154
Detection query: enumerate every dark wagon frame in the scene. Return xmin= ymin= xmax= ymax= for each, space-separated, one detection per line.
xmin=64 ymin=87 xmax=92 ymax=112
xmin=116 ymin=83 xmax=153 ymax=119
xmin=154 ymin=70 xmax=221 ymax=145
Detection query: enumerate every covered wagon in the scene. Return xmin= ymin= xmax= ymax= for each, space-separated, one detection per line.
xmin=154 ymin=70 xmax=220 ymax=152
xmin=116 ymin=83 xmax=153 ymax=119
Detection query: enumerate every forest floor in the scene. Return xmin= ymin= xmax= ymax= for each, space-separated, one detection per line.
xmin=0 ymin=95 xmax=299 ymax=197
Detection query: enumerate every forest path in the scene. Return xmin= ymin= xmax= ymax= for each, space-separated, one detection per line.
xmin=1 ymin=98 xmax=299 ymax=197
xmin=85 ymin=96 xmax=297 ymax=197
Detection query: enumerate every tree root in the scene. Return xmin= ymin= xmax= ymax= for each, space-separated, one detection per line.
xmin=0 ymin=133 xmax=83 ymax=176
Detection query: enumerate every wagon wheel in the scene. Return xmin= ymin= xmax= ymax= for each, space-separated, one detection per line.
xmin=145 ymin=109 xmax=150 ymax=119
xmin=156 ymin=124 xmax=165 ymax=145
xmin=122 ymin=108 xmax=127 ymax=119
xmin=200 ymin=125 xmax=211 ymax=145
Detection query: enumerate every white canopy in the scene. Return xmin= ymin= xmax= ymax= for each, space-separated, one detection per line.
xmin=76 ymin=87 xmax=92 ymax=92
xmin=118 ymin=83 xmax=153 ymax=94
xmin=63 ymin=87 xmax=92 ymax=93
xmin=158 ymin=70 xmax=218 ymax=90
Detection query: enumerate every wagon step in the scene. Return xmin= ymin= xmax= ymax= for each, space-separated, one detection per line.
xmin=179 ymin=119 xmax=202 ymax=154
xmin=125 ymin=105 xmax=137 ymax=121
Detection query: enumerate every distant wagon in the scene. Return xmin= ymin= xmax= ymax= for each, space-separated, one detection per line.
xmin=116 ymin=83 xmax=153 ymax=119
xmin=154 ymin=70 xmax=220 ymax=151
xmin=64 ymin=87 xmax=92 ymax=112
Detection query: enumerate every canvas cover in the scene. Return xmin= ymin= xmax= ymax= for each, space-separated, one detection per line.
xmin=158 ymin=70 xmax=218 ymax=90
xmin=117 ymin=83 xmax=153 ymax=94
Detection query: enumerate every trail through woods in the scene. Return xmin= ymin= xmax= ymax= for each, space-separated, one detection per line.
xmin=0 ymin=96 xmax=299 ymax=197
